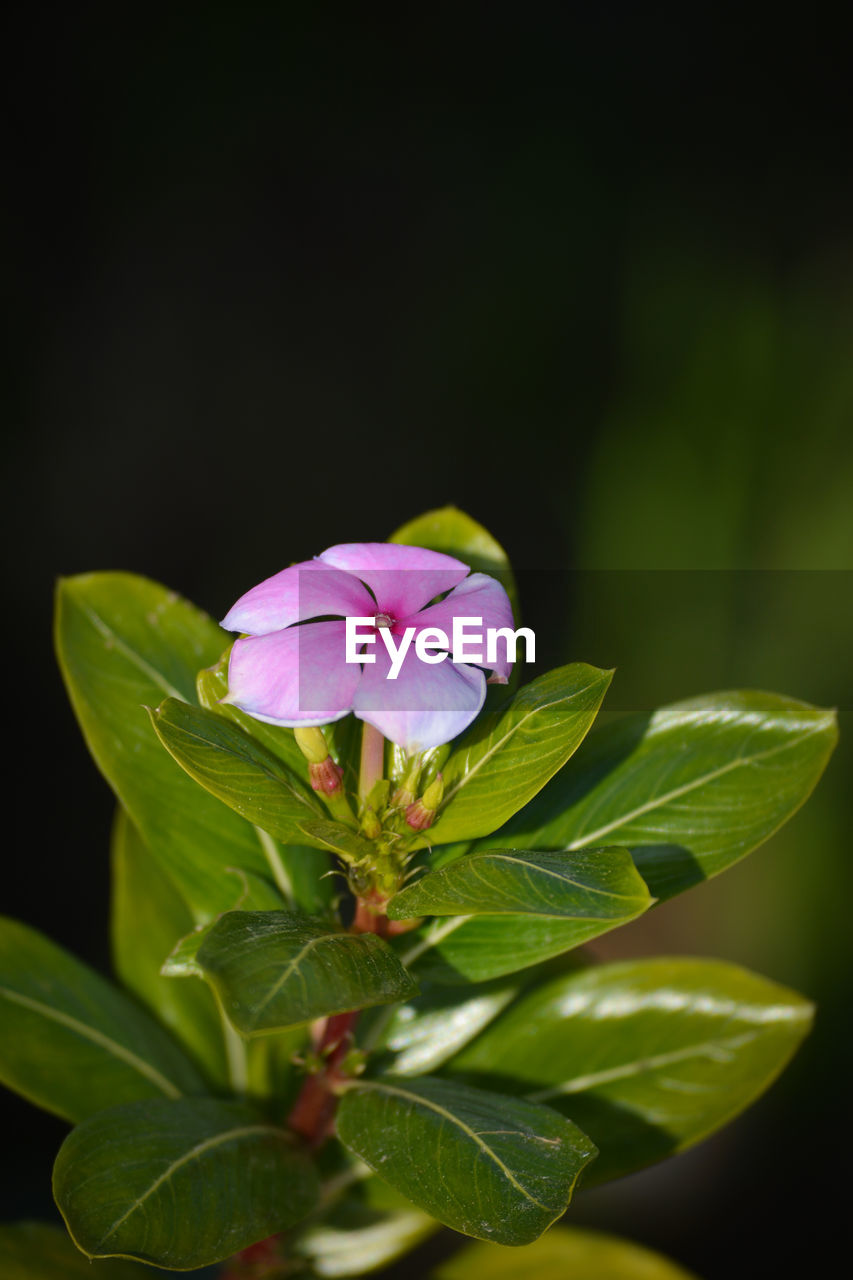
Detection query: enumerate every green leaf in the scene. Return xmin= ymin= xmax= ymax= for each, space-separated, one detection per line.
xmin=150 ymin=700 xmax=370 ymax=864
xmin=297 ymin=1178 xmax=438 ymax=1277
xmin=498 ymin=691 xmax=838 ymax=900
xmin=389 ymin=848 xmax=652 ymax=919
xmin=336 ymin=1075 xmax=596 ymax=1245
xmin=374 ymin=976 xmax=525 ymax=1075
xmin=397 ymin=913 xmax=638 ymax=985
xmin=161 ymin=868 xmax=286 ymax=979
xmin=194 ymin=911 xmax=419 ymax=1034
xmin=197 ymin=650 xmax=309 ymax=775
xmin=387 ymin=849 xmax=652 ymax=983
xmin=448 ymin=958 xmax=813 ymax=1184
xmin=426 ymin=665 xmax=612 ymax=846
xmin=0 ymin=917 xmax=206 ymax=1122
xmin=53 ymin=1097 xmax=319 ymax=1269
xmin=390 ymin=505 xmax=520 ymax=622
xmin=150 ymin=697 xmax=322 ymax=829
xmin=110 ymin=807 xmax=230 ymax=1088
xmin=55 ymin=573 xmax=270 ymax=921
xmin=159 ymin=872 xmax=313 ymax=1103
xmin=198 ymin=653 xmax=362 ymax=808
xmin=198 ymin=659 xmax=338 ymax=912
xmin=0 ymin=1222 xmax=153 ymax=1279
xmin=433 ymin=1225 xmax=699 ymax=1279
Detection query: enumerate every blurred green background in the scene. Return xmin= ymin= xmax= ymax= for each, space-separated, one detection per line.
xmin=6 ymin=8 xmax=852 ymax=1277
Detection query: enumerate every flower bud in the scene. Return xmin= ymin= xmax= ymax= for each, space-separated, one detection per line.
xmin=294 ymin=726 xmax=331 ymax=764
xmin=294 ymin=726 xmax=344 ymax=795
xmin=308 ymin=757 xmax=344 ymax=795
xmin=391 ymin=760 xmax=422 ymax=809
xmin=360 ymin=806 xmax=382 ymax=840
xmin=405 ymin=773 xmax=444 ymax=831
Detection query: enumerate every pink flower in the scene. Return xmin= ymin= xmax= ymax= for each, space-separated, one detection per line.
xmin=220 ymin=543 xmax=514 ymax=752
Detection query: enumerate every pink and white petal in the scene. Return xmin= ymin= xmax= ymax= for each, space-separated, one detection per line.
xmin=402 ymin=572 xmax=516 ymax=682
xmin=221 ymin=561 xmax=375 ymax=635
xmin=226 ymin=621 xmax=361 ymax=727
xmin=352 ymin=645 xmax=486 ymax=752
xmin=318 ymin=542 xmax=469 ymax=619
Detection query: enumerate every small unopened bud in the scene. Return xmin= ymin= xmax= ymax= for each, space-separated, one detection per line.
xmin=391 ymin=760 xmax=422 ymax=809
xmin=360 ymin=806 xmax=382 ymax=840
xmin=405 ymin=773 xmax=444 ymax=831
xmin=308 ymin=757 xmax=344 ymax=795
xmin=294 ymin=726 xmax=331 ymax=764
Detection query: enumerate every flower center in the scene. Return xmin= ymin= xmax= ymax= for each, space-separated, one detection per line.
xmin=375 ymin=612 xmax=394 ymax=629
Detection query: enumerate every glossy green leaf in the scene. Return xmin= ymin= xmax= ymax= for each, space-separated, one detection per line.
xmin=499 ymin=691 xmax=838 ymax=900
xmin=371 ymin=949 xmax=590 ymax=1071
xmin=198 ymin=653 xmax=362 ymax=809
xmin=390 ymin=505 xmax=519 ymax=622
xmin=0 ymin=1222 xmax=153 ymax=1279
xmin=433 ymin=1226 xmax=698 ymax=1279
xmin=374 ymin=976 xmax=524 ymax=1075
xmin=160 ymin=878 xmax=315 ymax=1104
xmin=388 ymin=849 xmax=652 ymax=982
xmin=162 ymin=868 xmax=286 ymax=978
xmin=198 ymin=659 xmax=338 ymax=911
xmin=449 ymin=958 xmax=813 ymax=1184
xmin=426 ymin=665 xmax=612 ymax=846
xmin=110 ymin=807 xmax=229 ymax=1088
xmin=197 ymin=651 xmax=309 ymax=775
xmin=149 ymin=696 xmax=327 ymax=831
xmin=194 ymin=911 xmax=419 ymax=1034
xmin=336 ymin=1074 xmax=596 ymax=1245
xmin=397 ymin=911 xmax=644 ymax=984
xmin=55 ymin=574 xmax=270 ymax=920
xmin=150 ymin=860 xmax=310 ymax=1101
xmin=297 ymin=1177 xmax=438 ymax=1277
xmin=53 ymin=1097 xmax=319 ymax=1269
xmin=0 ymin=917 xmax=206 ymax=1122
xmin=389 ymin=848 xmax=652 ymax=919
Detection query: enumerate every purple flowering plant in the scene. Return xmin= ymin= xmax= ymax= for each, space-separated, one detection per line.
xmin=0 ymin=507 xmax=837 ymax=1277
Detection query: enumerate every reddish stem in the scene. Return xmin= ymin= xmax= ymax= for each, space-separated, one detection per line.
xmin=287 ymin=1010 xmax=360 ymax=1145
xmin=224 ymin=893 xmax=405 ymax=1272
xmin=286 ymin=892 xmax=407 ymax=1146
xmin=219 ymin=1235 xmax=287 ymax=1278
xmin=352 ymin=896 xmax=415 ymax=937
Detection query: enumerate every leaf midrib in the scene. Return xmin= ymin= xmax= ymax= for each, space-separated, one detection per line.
xmin=247 ymin=931 xmax=338 ymax=1020
xmin=92 ymin=1124 xmax=284 ymax=1250
xmin=564 ymin=722 xmax=828 ymax=850
xmin=161 ymin=713 xmax=318 ymax=812
xmin=440 ymin=675 xmax=604 ymax=811
xmin=414 ymin=852 xmax=647 ymax=912
xmin=0 ymin=986 xmax=183 ymax=1100
xmin=341 ymin=1079 xmax=557 ymax=1212
xmin=75 ymin=599 xmax=189 ymax=703
xmin=524 ymin=1031 xmax=761 ymax=1101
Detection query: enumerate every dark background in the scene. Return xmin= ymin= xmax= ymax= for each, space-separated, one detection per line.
xmin=6 ymin=7 xmax=852 ymax=1277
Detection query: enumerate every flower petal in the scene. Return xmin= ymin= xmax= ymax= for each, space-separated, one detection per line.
xmin=222 ymin=561 xmax=375 ymax=635
xmin=403 ymin=572 xmax=516 ymax=682
xmin=318 ymin=542 xmax=469 ymax=618
xmin=352 ymin=644 xmax=486 ymax=752
xmin=226 ymin=621 xmax=361 ymax=726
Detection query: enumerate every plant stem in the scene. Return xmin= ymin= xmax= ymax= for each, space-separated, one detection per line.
xmin=322 ymin=785 xmax=358 ymax=827
xmin=358 ymin=721 xmax=385 ymax=804
xmin=287 ymin=1010 xmax=360 ymax=1146
xmin=286 ymin=899 xmax=393 ymax=1146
